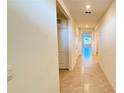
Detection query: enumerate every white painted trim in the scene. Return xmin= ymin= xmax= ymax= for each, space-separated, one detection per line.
xmin=57 ymin=0 xmax=72 ymax=20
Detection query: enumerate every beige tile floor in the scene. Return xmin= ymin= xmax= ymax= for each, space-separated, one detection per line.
xmin=59 ymin=56 xmax=115 ymax=93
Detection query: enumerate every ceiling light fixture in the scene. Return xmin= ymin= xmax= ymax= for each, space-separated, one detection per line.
xmin=86 ymin=5 xmax=91 ymax=9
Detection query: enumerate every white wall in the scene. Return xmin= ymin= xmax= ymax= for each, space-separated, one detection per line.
xmin=8 ymin=0 xmax=60 ymax=93
xmin=92 ymin=31 xmax=99 ymax=55
xmin=68 ymin=20 xmax=81 ymax=70
xmin=96 ymin=1 xmax=116 ymax=90
xmin=68 ymin=21 xmax=80 ymax=70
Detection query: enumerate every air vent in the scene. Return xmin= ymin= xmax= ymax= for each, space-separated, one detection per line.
xmin=84 ymin=11 xmax=92 ymax=14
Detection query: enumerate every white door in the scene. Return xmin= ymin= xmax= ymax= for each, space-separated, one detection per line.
xmin=57 ymin=25 xmax=68 ymax=69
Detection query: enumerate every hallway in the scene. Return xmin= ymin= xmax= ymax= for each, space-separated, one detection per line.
xmin=7 ymin=0 xmax=116 ymax=93
xmin=59 ymin=55 xmax=114 ymax=93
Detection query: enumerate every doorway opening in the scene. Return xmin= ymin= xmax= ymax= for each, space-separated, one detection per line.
xmin=82 ymin=32 xmax=92 ymax=62
xmin=56 ymin=2 xmax=70 ymax=93
xmin=56 ymin=4 xmax=69 ymax=70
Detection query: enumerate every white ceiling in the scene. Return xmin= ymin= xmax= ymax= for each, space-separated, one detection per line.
xmin=62 ymin=0 xmax=113 ymax=28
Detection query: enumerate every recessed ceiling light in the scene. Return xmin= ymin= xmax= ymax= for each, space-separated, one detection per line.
xmin=86 ymin=5 xmax=91 ymax=9
xmin=86 ymin=25 xmax=88 ymax=28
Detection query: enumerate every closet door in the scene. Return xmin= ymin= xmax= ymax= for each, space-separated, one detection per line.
xmin=57 ymin=24 xmax=68 ymax=69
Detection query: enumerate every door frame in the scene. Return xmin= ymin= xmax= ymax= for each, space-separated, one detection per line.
xmin=56 ymin=0 xmax=72 ymax=70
